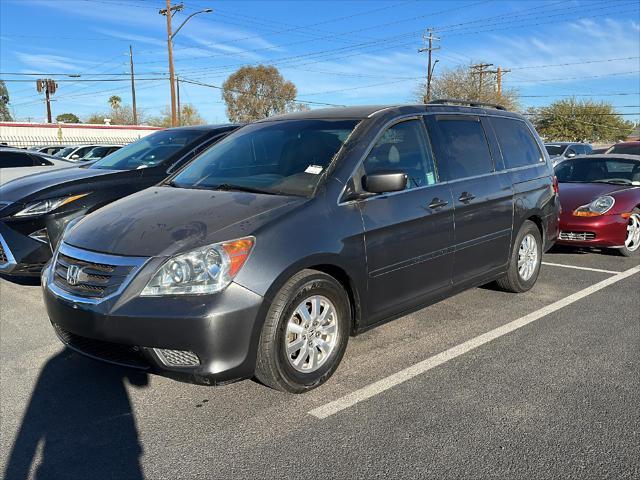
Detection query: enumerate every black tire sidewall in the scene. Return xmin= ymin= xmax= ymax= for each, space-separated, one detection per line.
xmin=271 ymin=274 xmax=350 ymax=391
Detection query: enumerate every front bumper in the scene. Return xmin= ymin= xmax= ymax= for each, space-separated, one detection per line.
xmin=0 ymin=222 xmax=52 ymax=276
xmin=557 ymin=212 xmax=628 ymax=248
xmin=42 ymin=261 xmax=267 ymax=385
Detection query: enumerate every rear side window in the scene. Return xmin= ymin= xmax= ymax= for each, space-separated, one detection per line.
xmin=0 ymin=152 xmax=37 ymax=168
xmin=424 ymin=115 xmax=493 ymax=181
xmin=363 ymin=119 xmax=437 ymax=189
xmin=32 ymin=155 xmax=53 ymax=166
xmin=490 ymin=117 xmax=543 ymax=169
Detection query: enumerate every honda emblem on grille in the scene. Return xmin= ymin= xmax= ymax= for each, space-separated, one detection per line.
xmin=66 ymin=265 xmax=82 ymax=286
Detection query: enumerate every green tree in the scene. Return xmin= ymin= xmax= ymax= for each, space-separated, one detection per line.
xmin=416 ymin=63 xmax=519 ymax=111
xmin=0 ymin=80 xmax=13 ymax=121
xmin=528 ymin=98 xmax=633 ymax=142
xmin=55 ymin=113 xmax=80 ymax=123
xmin=222 ymin=65 xmax=300 ymax=122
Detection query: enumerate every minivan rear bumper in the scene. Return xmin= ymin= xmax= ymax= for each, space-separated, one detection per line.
xmin=43 ymin=263 xmax=266 ymax=385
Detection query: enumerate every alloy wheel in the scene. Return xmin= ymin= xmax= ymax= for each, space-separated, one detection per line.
xmin=285 ymin=295 xmax=339 ymax=373
xmin=518 ymin=233 xmax=538 ymax=281
xmin=625 ymin=213 xmax=640 ymax=252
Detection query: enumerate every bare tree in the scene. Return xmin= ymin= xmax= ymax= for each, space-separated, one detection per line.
xmin=416 ymin=64 xmax=520 ymax=111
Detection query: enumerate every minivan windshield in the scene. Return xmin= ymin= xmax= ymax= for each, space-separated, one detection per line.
xmin=90 ymin=129 xmax=207 ymax=170
xmin=170 ymin=119 xmax=359 ymax=196
xmin=555 ymin=157 xmax=640 ymax=185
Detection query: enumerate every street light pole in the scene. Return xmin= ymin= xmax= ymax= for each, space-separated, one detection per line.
xmin=159 ymin=2 xmax=212 ymax=127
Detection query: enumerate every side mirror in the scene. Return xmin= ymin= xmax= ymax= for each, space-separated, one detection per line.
xmin=70 ymin=154 xmax=80 ymax=160
xmin=566 ymin=150 xmax=576 ymax=158
xmin=363 ymin=171 xmax=407 ymax=194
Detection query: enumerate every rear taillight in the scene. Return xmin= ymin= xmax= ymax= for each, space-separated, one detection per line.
xmin=552 ymin=176 xmax=559 ymax=195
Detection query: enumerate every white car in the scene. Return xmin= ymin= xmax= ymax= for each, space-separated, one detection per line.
xmin=54 ymin=144 xmax=120 ymax=162
xmin=0 ymin=148 xmax=75 ymax=185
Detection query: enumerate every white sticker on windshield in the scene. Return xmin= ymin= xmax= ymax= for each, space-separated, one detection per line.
xmin=305 ymin=165 xmax=323 ymax=174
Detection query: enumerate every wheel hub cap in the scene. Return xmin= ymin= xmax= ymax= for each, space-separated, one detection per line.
xmin=625 ymin=214 xmax=640 ymax=252
xmin=285 ymin=295 xmax=338 ymax=373
xmin=518 ymin=233 xmax=538 ymax=281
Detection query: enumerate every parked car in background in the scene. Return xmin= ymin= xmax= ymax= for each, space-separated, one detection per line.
xmin=545 ymin=142 xmax=592 ymax=163
xmin=80 ymin=145 xmax=122 ymax=161
xmin=554 ymin=154 xmax=640 ymax=256
xmin=605 ymin=141 xmax=640 ymax=155
xmin=54 ymin=145 xmax=109 ymax=161
xmin=0 ymin=124 xmax=240 ymax=277
xmin=589 ymin=147 xmax=610 ymax=155
xmin=31 ymin=145 xmax=69 ymax=156
xmin=1 ymin=148 xmax=75 ymax=185
xmin=41 ymin=102 xmax=559 ymax=393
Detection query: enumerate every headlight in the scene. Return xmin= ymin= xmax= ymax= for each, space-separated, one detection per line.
xmin=14 ymin=193 xmax=89 ymax=218
xmin=573 ymin=195 xmax=615 ymax=217
xmin=140 ymin=237 xmax=255 ymax=296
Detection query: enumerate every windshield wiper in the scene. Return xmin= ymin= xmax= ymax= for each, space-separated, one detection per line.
xmin=213 ymin=183 xmax=279 ymax=195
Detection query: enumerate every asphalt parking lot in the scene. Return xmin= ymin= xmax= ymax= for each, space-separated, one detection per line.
xmin=1 ymin=247 xmax=638 ymax=479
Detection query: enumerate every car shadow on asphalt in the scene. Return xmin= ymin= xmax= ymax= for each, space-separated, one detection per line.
xmin=0 ymin=274 xmax=40 ymax=287
xmin=4 ymin=349 xmax=148 ymax=480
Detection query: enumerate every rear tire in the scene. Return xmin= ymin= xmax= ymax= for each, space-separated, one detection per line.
xmin=614 ymin=208 xmax=640 ymax=257
xmin=496 ymin=220 xmax=542 ymax=293
xmin=255 ymin=269 xmax=350 ymax=393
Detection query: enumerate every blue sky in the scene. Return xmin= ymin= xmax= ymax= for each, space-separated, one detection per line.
xmin=1 ymin=0 xmax=639 ymax=124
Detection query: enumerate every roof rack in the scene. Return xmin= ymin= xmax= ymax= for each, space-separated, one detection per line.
xmin=428 ymin=98 xmax=507 ymax=111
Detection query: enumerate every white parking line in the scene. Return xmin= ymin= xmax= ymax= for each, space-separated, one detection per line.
xmin=309 ymin=265 xmax=640 ymax=420
xmin=541 ymin=261 xmax=621 ymax=275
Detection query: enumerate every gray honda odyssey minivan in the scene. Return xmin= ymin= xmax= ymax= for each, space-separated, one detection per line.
xmin=43 ymin=101 xmax=560 ymax=393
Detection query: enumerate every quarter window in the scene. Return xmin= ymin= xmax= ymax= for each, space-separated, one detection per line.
xmin=424 ymin=115 xmax=493 ymax=181
xmin=490 ymin=117 xmax=543 ymax=168
xmin=363 ymin=119 xmax=437 ymax=189
xmin=0 ymin=152 xmax=36 ymax=168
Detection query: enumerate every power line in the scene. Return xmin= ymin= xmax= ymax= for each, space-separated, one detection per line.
xmin=178 ymin=78 xmax=345 ymax=107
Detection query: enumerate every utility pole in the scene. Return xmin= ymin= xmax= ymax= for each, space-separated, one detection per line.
xmin=36 ymin=79 xmax=57 ymax=123
xmin=176 ymin=76 xmax=181 ymax=126
xmin=494 ymin=66 xmax=511 ymax=95
xmin=159 ymin=2 xmax=212 ymax=127
xmin=159 ymin=1 xmax=183 ymax=127
xmin=418 ymin=28 xmax=440 ymax=103
xmin=470 ymin=63 xmax=493 ymax=96
xmin=129 ymin=45 xmax=138 ymax=125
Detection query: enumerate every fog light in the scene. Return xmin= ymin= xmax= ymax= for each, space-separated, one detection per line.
xmin=29 ymin=228 xmax=50 ymax=245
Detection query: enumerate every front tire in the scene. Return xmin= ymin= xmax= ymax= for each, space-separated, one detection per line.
xmin=496 ymin=220 xmax=543 ymax=293
xmin=255 ymin=269 xmax=350 ymax=393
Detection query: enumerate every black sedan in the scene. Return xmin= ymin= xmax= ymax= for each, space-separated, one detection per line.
xmin=0 ymin=124 xmax=240 ymax=277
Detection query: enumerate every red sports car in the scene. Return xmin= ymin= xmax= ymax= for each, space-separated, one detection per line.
xmin=554 ymin=154 xmax=640 ymax=256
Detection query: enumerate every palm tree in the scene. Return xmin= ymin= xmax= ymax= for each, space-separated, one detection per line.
xmin=108 ymin=95 xmax=122 ymax=110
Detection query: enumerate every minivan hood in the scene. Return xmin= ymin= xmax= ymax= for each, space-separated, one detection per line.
xmin=65 ymin=186 xmax=305 ymax=257
xmin=0 ymin=165 xmax=119 ymax=203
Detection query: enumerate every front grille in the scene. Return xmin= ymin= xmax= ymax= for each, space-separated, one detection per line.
xmin=559 ymin=231 xmax=596 ymax=241
xmin=53 ymin=324 xmax=149 ymax=369
xmin=53 ymin=251 xmax=134 ymax=299
xmin=154 ymin=348 xmax=200 ymax=367
xmin=0 ymin=243 xmax=7 ymax=264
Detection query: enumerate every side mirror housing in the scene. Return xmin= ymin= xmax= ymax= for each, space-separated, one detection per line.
xmin=565 ymin=150 xmax=576 ymax=158
xmin=363 ymin=171 xmax=407 ymax=194
xmin=70 ymin=154 xmax=80 ymax=160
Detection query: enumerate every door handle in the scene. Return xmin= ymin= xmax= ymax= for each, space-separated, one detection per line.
xmin=458 ymin=192 xmax=476 ymax=203
xmin=428 ymin=198 xmax=449 ymax=209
